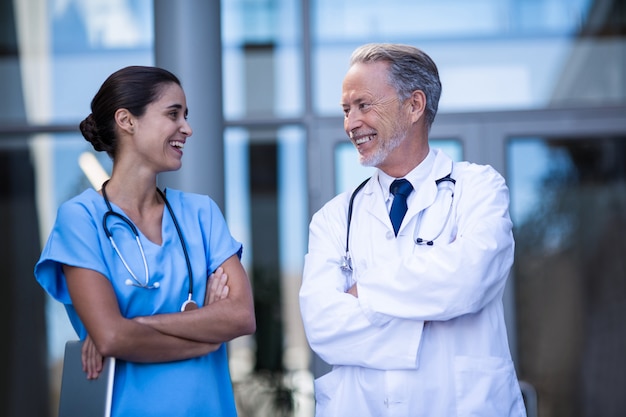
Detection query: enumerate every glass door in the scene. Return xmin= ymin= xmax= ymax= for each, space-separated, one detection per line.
xmin=508 ymin=132 xmax=626 ymax=417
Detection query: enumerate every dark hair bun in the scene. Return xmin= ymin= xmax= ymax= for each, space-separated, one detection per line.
xmin=80 ymin=113 xmax=111 ymax=154
xmin=82 ymin=66 xmax=181 ymax=159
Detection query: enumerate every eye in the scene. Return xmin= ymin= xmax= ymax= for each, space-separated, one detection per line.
xmin=358 ymin=102 xmax=371 ymax=111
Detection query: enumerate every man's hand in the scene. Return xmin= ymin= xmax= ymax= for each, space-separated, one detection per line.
xmin=346 ymin=283 xmax=358 ymax=298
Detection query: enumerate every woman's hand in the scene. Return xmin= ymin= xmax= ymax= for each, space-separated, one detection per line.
xmin=64 ymin=264 xmax=226 ymax=363
xmin=205 ymin=267 xmax=230 ymax=305
xmin=81 ymin=335 xmax=104 ymax=380
xmin=129 ymin=255 xmax=255 ymax=344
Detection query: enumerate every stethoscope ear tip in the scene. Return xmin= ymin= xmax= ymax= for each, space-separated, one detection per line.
xmin=125 ymin=279 xmax=133 ymax=286
xmin=415 ymin=238 xmax=435 ymax=246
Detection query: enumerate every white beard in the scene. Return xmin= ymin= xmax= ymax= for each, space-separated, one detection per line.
xmin=359 ymin=119 xmax=407 ymax=168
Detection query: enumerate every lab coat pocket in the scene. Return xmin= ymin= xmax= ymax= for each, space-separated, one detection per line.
xmin=453 ymin=356 xmax=526 ymax=417
xmin=313 ymin=369 xmax=342 ymax=416
xmin=314 ymin=366 xmax=382 ymax=416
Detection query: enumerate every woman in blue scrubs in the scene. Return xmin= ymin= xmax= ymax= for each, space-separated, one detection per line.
xmin=35 ymin=66 xmax=256 ymax=416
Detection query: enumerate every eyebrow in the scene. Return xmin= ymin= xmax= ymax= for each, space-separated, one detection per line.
xmin=340 ymin=97 xmax=367 ymax=107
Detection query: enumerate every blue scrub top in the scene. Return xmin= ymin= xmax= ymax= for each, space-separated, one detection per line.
xmin=35 ymin=188 xmax=242 ymax=417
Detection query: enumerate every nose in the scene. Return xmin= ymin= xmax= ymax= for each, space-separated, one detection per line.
xmin=344 ymin=109 xmax=362 ymax=136
xmin=181 ymin=119 xmax=193 ymax=137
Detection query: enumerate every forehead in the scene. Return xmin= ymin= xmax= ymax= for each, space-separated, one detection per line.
xmin=152 ymin=82 xmax=186 ymax=106
xmin=341 ymin=61 xmax=395 ymax=101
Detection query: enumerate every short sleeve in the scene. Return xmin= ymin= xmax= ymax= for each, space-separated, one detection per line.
xmin=34 ymin=197 xmax=108 ymax=304
xmin=199 ymin=196 xmax=242 ymax=273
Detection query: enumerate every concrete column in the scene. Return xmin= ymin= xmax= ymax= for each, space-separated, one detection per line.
xmin=153 ymin=0 xmax=225 ymax=210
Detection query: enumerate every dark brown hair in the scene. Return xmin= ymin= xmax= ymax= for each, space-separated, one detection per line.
xmin=79 ymin=66 xmax=181 ymax=158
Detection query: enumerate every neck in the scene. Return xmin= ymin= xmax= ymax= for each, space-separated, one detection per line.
xmin=101 ymin=177 xmax=162 ymax=215
xmin=380 ymin=144 xmax=430 ymax=178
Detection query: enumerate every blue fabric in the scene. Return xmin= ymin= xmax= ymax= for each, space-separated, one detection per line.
xmin=389 ymin=179 xmax=413 ymax=236
xmin=35 ymin=188 xmax=242 ymax=417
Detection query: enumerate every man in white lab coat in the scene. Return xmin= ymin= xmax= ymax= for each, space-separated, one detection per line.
xmin=299 ymin=43 xmax=527 ymax=416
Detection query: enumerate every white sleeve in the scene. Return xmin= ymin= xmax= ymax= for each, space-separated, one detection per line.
xmin=357 ymin=164 xmax=515 ymax=323
xmin=299 ymin=197 xmax=423 ymax=370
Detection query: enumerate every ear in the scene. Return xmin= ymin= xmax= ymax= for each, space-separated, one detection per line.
xmin=407 ymin=90 xmax=427 ymax=124
xmin=114 ymin=108 xmax=135 ymax=135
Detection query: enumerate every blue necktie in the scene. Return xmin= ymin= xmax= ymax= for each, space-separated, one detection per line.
xmin=389 ymin=179 xmax=413 ymax=236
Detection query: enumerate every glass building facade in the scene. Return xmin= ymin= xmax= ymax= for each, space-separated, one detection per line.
xmin=1 ymin=0 xmax=625 ymax=416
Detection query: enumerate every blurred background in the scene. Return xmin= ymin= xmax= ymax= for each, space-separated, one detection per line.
xmin=1 ymin=0 xmax=625 ymax=416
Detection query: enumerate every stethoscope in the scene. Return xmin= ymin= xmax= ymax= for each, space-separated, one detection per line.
xmin=340 ymin=174 xmax=456 ymax=273
xmin=101 ymin=180 xmax=197 ymax=311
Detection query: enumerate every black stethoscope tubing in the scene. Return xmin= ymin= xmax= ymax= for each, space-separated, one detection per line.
xmin=341 ymin=173 xmax=455 ymax=273
xmin=101 ymin=180 xmax=196 ymax=311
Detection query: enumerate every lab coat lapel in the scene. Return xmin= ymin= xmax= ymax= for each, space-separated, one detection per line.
xmin=356 ymin=150 xmax=454 ymax=234
xmin=404 ymin=150 xmax=454 ymax=223
xmin=360 ymin=171 xmax=393 ymax=228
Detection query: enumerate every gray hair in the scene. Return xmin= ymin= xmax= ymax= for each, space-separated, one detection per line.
xmin=350 ymin=43 xmax=442 ymax=129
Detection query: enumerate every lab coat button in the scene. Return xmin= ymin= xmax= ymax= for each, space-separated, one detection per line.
xmin=386 ymin=231 xmax=394 ymax=240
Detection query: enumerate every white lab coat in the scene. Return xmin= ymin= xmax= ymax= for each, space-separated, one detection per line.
xmin=299 ymin=149 xmax=527 ymax=417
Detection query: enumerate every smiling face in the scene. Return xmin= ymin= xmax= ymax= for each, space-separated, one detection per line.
xmin=341 ymin=61 xmax=428 ymax=177
xmin=129 ymin=82 xmax=192 ymax=172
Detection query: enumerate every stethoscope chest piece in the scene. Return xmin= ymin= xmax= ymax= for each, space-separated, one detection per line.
xmin=181 ymin=295 xmax=198 ymax=311
xmin=101 ymin=180 xmax=195 ymax=312
xmin=340 ymin=252 xmax=353 ymax=273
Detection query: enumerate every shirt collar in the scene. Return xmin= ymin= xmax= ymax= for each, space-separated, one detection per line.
xmin=377 ymin=148 xmax=436 ymax=200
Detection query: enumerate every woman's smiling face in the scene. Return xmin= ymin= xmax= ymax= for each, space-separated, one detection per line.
xmin=131 ymin=82 xmax=193 ymax=172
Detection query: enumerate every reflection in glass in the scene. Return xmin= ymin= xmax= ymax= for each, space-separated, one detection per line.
xmin=224 ymin=126 xmax=313 ymax=415
xmin=509 ymin=136 xmax=626 ymax=417
xmin=222 ymin=0 xmax=303 ymax=119
xmin=0 ymin=133 xmax=49 ymax=415
xmin=312 ymin=0 xmax=626 ymax=115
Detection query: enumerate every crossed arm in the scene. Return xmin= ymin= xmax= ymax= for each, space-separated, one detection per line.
xmin=63 ymin=254 xmax=255 ymax=378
